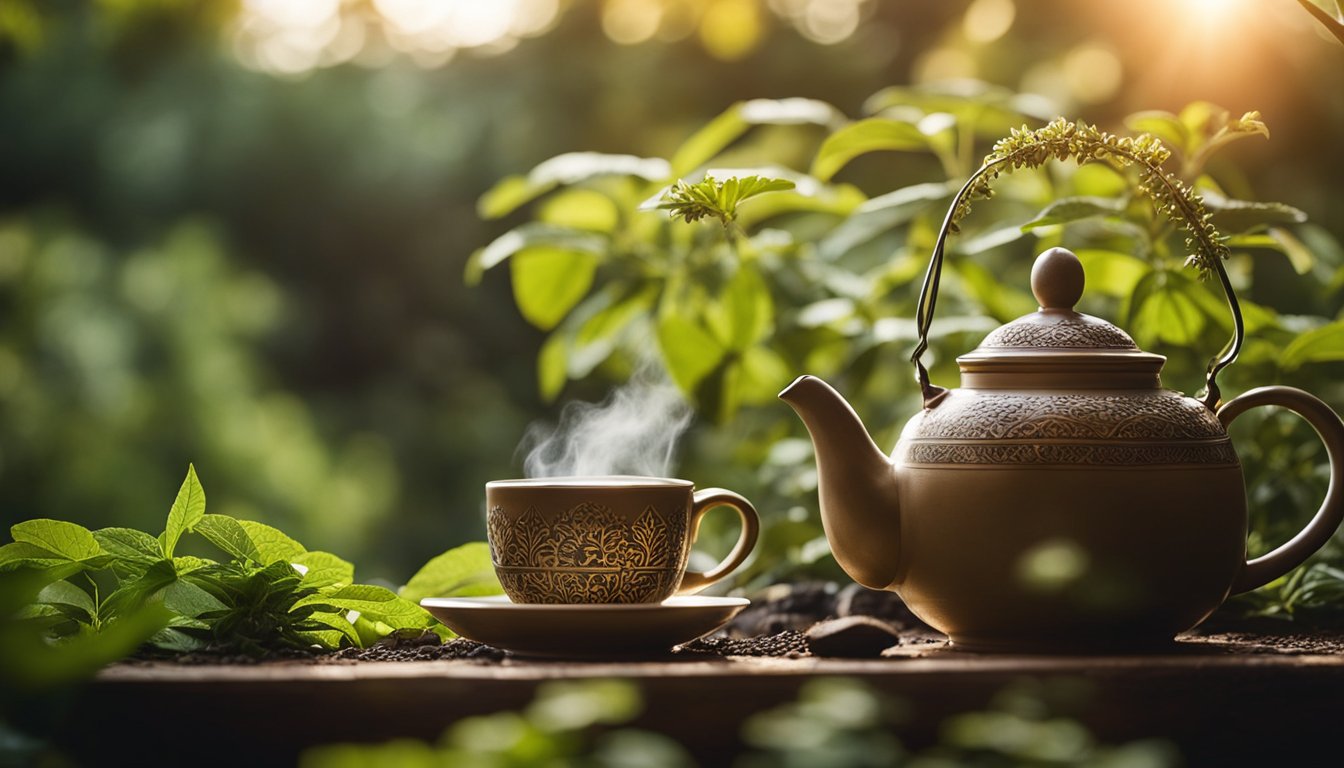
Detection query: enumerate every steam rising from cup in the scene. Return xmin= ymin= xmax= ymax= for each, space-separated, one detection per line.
xmin=520 ymin=366 xmax=693 ymax=479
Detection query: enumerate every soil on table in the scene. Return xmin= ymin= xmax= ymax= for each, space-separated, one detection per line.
xmin=123 ymin=581 xmax=1344 ymax=665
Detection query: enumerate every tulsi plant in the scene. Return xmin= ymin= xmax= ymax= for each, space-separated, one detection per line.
xmin=0 ymin=465 xmax=500 ymax=662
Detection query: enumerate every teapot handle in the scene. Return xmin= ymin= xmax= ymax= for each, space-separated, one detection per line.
xmin=910 ymin=157 xmax=1244 ymax=411
xmin=1219 ymin=386 xmax=1344 ymax=594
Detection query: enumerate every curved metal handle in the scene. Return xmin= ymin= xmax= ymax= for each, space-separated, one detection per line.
xmin=1219 ymin=386 xmax=1344 ymax=594
xmin=911 ymin=163 xmax=1244 ymax=411
xmin=675 ymin=488 xmax=760 ymax=595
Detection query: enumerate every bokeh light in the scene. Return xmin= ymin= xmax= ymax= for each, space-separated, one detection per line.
xmin=1062 ymin=42 xmax=1123 ymax=104
xmin=962 ymin=0 xmax=1014 ymax=44
xmin=234 ymin=0 xmax=561 ymax=75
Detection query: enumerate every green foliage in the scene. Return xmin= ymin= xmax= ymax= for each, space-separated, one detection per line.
xmin=301 ymin=678 xmax=1180 ymax=768
xmin=0 ymin=465 xmax=502 ymax=659
xmin=399 ymin=542 xmax=502 ymax=604
xmin=656 ymin=175 xmax=796 ymax=227
xmin=163 ymin=463 xmax=205 ymax=558
xmin=812 ymin=117 xmax=938 ymax=181
xmin=302 ymin=679 xmax=690 ymax=768
xmin=475 ymin=86 xmax=1344 ymax=613
xmin=1 ymin=569 xmax=169 ymax=690
xmin=951 ymin=117 xmax=1246 ymax=277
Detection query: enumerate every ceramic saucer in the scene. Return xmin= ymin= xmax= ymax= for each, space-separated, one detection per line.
xmin=419 ymin=595 xmax=749 ymax=657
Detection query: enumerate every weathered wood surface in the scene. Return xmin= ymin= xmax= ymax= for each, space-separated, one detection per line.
xmin=59 ymin=638 xmax=1344 ymax=767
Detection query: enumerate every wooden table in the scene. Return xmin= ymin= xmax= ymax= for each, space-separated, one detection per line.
xmin=57 ymin=632 xmax=1344 ymax=767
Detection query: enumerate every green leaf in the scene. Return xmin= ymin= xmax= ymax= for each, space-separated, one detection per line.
xmin=862 ymin=82 xmax=1053 ymax=138
xmin=304 ymin=611 xmax=363 ymax=648
xmin=575 ymin=285 xmax=658 ymax=350
xmin=466 ymin=224 xmax=607 ymax=285
xmin=15 ymin=602 xmax=73 ymax=629
xmin=537 ymin=331 xmax=569 ymax=403
xmin=538 ymin=189 xmax=620 ymax=233
xmin=1020 ymin=196 xmax=1127 ymax=230
xmin=93 ymin=528 xmax=163 ymax=564
xmin=11 ymin=520 xmax=102 ymax=562
xmin=0 ymin=541 xmax=65 ymax=571
xmin=172 ymin=556 xmax=214 ymax=575
xmin=399 ymin=542 xmax=502 ymax=604
xmin=706 ymin=266 xmax=774 ymax=351
xmin=478 ymin=153 xmax=671 ymax=219
xmin=3 ymin=602 xmax=169 ymax=687
xmin=37 ymin=580 xmax=96 ymax=620
xmin=819 ymin=181 xmax=955 ymax=259
xmin=194 ymin=514 xmax=261 ymax=562
xmin=1134 ymin=283 xmax=1205 ymax=346
xmin=1070 ymin=163 xmax=1129 ymax=197
xmin=1268 ymin=227 xmax=1315 ymax=275
xmin=163 ymin=464 xmax=206 ymax=559
xmin=811 ymin=118 xmax=929 ymax=181
xmin=511 ymin=246 xmax=599 ymax=330
xmin=149 ymin=627 xmax=208 ymax=653
xmin=236 ymin=520 xmax=306 ymax=564
xmin=476 ymin=175 xmax=533 ymax=219
xmin=1202 ymin=191 xmax=1306 ymax=235
xmin=1282 ymin=320 xmax=1344 ymax=370
xmin=1074 ymin=249 xmax=1152 ymax=299
xmin=162 ymin=578 xmax=228 ymax=618
xmin=731 ymin=346 xmax=794 ymax=406
xmin=657 ymin=315 xmax=727 ymax=394
xmin=670 ymin=98 xmax=843 ymax=177
xmin=953 ymin=260 xmax=1037 ymax=323
xmin=1124 ymin=111 xmax=1188 ymax=155
xmin=292 ymin=585 xmax=432 ymax=630
xmin=1177 ymin=101 xmax=1221 ymax=146
xmin=654 ymin=174 xmax=795 ymax=225
xmin=733 ymin=184 xmax=867 ymax=229
xmin=1226 ymin=228 xmax=1315 ymax=275
xmin=99 ymin=560 xmax=178 ymax=622
xmin=294 ymin=551 xmax=355 ymax=590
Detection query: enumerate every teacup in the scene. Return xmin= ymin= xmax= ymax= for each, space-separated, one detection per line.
xmin=486 ymin=476 xmax=760 ymax=604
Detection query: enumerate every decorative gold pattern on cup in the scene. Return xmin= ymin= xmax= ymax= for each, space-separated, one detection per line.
xmin=487 ymin=501 xmax=688 ymax=603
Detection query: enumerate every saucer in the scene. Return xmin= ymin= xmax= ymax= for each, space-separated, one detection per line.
xmin=419 ymin=595 xmax=749 ymax=657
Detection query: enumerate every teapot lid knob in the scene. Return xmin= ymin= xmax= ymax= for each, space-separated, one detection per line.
xmin=1031 ymin=247 xmax=1085 ymax=311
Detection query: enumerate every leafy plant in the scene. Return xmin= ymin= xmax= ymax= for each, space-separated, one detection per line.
xmin=946 ymin=116 xmax=1242 ymax=276
xmin=0 ymin=465 xmax=502 ymax=658
xmin=655 ymin=175 xmax=796 ymax=227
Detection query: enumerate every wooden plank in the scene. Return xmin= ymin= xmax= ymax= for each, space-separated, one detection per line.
xmin=54 ymin=642 xmax=1344 ymax=767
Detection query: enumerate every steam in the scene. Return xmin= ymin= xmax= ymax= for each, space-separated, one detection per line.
xmin=520 ymin=365 xmax=693 ymax=479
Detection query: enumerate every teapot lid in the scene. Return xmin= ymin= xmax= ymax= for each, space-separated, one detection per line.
xmin=957 ymin=248 xmax=1165 ymax=389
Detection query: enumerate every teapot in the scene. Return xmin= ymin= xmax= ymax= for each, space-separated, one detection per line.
xmin=781 ymin=243 xmax=1344 ymax=652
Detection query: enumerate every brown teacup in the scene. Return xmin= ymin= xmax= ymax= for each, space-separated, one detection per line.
xmin=486 ymin=476 xmax=760 ymax=604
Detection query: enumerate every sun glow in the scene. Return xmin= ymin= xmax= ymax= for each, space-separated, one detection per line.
xmin=234 ymin=0 xmax=560 ymax=75
xmin=1175 ymin=0 xmax=1259 ymax=33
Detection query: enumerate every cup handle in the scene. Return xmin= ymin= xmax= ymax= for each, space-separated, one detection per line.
xmin=676 ymin=488 xmax=760 ymax=595
xmin=1219 ymin=386 xmax=1344 ymax=594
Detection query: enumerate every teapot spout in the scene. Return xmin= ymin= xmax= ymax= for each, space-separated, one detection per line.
xmin=780 ymin=375 xmax=902 ymax=590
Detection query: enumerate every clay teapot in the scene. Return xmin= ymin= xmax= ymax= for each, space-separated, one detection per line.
xmin=781 ymin=246 xmax=1344 ymax=651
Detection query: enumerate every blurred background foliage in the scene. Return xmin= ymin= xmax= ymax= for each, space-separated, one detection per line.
xmin=2 ymin=0 xmax=1343 ymax=599
xmin=300 ymin=677 xmax=1180 ymax=767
